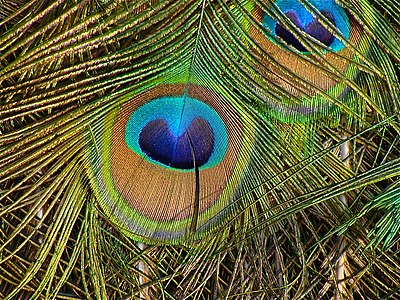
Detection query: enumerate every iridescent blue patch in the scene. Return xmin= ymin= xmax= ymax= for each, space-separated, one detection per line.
xmin=125 ymin=96 xmax=228 ymax=170
xmin=263 ymin=0 xmax=350 ymax=52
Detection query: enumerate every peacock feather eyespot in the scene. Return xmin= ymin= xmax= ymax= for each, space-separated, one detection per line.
xmin=88 ymin=83 xmax=252 ymax=242
xmin=263 ymin=0 xmax=350 ymax=53
xmin=244 ymin=0 xmax=366 ymax=123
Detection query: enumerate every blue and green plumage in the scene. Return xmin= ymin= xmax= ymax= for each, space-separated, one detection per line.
xmin=125 ymin=95 xmax=228 ymax=170
xmin=1 ymin=0 xmax=400 ymax=298
xmin=242 ymin=0 xmax=373 ymax=124
xmin=262 ymin=0 xmax=350 ymax=53
xmin=89 ymin=82 xmax=254 ymax=241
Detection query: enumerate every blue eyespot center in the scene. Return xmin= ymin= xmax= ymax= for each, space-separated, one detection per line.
xmin=124 ymin=95 xmax=228 ymax=171
xmin=263 ymin=0 xmax=350 ymax=52
xmin=138 ymin=118 xmax=214 ymax=169
xmin=275 ymin=10 xmax=335 ymax=52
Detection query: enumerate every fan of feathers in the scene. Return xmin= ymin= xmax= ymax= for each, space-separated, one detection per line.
xmin=1 ymin=0 xmax=400 ymax=299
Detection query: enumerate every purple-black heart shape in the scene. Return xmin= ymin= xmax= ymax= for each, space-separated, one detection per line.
xmin=275 ymin=10 xmax=335 ymax=52
xmin=139 ymin=118 xmax=215 ymax=169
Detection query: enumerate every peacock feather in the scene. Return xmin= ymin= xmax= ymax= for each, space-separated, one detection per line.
xmin=1 ymin=0 xmax=400 ymax=298
xmin=89 ymin=81 xmax=255 ymax=241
